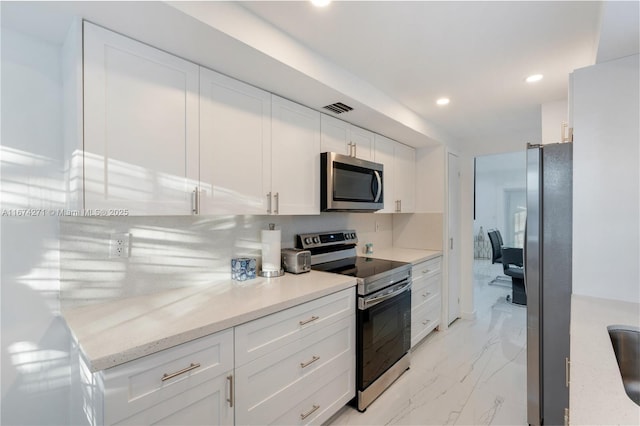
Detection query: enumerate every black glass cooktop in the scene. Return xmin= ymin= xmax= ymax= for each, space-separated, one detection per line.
xmin=312 ymin=256 xmax=409 ymax=279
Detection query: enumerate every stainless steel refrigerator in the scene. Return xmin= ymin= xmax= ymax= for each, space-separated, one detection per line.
xmin=525 ymin=142 xmax=573 ymax=426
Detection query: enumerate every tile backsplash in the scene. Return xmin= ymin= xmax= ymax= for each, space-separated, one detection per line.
xmin=60 ymin=213 xmax=392 ymax=309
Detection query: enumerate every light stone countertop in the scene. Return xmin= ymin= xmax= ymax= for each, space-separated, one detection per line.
xmin=570 ymin=294 xmax=640 ymax=425
xmin=360 ymin=247 xmax=442 ymax=265
xmin=63 ymin=271 xmax=356 ymax=372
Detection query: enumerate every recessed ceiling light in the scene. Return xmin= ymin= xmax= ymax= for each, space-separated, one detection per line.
xmin=526 ymin=74 xmax=544 ymax=83
xmin=311 ymin=0 xmax=331 ymax=7
xmin=436 ymin=98 xmax=450 ymax=106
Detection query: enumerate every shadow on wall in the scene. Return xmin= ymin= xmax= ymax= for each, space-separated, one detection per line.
xmin=1 ymin=216 xmax=71 ymax=425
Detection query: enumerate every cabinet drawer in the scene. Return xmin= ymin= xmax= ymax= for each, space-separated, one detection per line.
xmin=235 ymin=288 xmax=355 ymax=366
xmin=235 ymin=342 xmax=356 ymax=425
xmin=112 ymin=373 xmax=233 ymax=426
xmin=411 ymin=297 xmax=441 ymax=347
xmin=412 ymin=257 xmax=442 ymax=280
xmin=235 ymin=315 xmax=354 ymax=421
xmin=103 ymin=328 xmax=233 ymax=425
xmin=270 ymin=365 xmax=354 ymax=426
xmin=411 ymin=274 xmax=441 ymax=309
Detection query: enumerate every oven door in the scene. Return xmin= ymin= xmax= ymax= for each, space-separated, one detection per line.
xmin=321 ymin=152 xmax=383 ymax=211
xmin=357 ymin=280 xmax=411 ymax=390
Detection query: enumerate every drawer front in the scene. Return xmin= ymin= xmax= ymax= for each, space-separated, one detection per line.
xmin=112 ymin=373 xmax=233 ymax=426
xmin=236 ymin=315 xmax=355 ymax=419
xmin=412 ymin=274 xmax=441 ymax=309
xmin=270 ymin=365 xmax=354 ymax=426
xmin=412 ymin=257 xmax=442 ymax=281
xmin=411 ymin=297 xmax=441 ymax=348
xmin=235 ymin=287 xmax=355 ymax=366
xmin=103 ymin=328 xmax=233 ymax=425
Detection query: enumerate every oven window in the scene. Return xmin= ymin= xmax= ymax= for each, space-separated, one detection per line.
xmin=357 ymin=289 xmax=411 ymax=389
xmin=333 ymin=163 xmax=377 ymax=202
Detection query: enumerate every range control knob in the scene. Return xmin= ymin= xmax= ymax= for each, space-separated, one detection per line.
xmin=304 ymin=237 xmax=312 ymax=245
xmin=352 ymin=233 xmax=357 ymax=239
xmin=313 ymin=236 xmax=320 ymax=243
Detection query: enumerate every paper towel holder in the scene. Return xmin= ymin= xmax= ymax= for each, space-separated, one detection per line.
xmin=259 ymin=223 xmax=285 ymax=278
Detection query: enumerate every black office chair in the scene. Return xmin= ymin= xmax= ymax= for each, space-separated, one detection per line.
xmin=502 ymin=247 xmax=527 ymax=305
xmin=487 ymin=230 xmax=503 ymax=264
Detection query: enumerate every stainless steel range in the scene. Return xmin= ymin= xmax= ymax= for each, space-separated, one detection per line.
xmin=297 ymin=230 xmax=411 ymax=411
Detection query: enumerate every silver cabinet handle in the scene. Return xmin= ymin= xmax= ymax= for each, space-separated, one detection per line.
xmin=300 ymin=355 xmax=320 ymax=369
xmin=162 ymin=362 xmax=200 ymax=381
xmin=422 ymin=292 xmax=430 ymax=298
xmin=274 ymin=192 xmax=279 ymax=214
xmin=450 ymin=238 xmax=454 ymax=250
xmin=353 ymin=143 xmax=357 ymax=158
xmin=395 ymin=200 xmax=401 ymax=212
xmin=300 ymin=405 xmax=320 ymax=420
xmin=348 ymin=142 xmax=353 ymax=157
xmin=422 ymin=269 xmax=430 ymax=274
xmin=422 ymin=319 xmax=430 ymax=325
xmin=226 ymin=374 xmax=234 ymax=407
xmin=266 ymin=192 xmax=272 ymax=214
xmin=192 ymin=187 xmax=200 ymax=214
xmin=299 ymin=315 xmax=319 ymax=326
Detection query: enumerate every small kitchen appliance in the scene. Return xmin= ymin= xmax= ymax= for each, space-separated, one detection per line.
xmin=281 ymin=248 xmax=311 ymax=274
xmin=297 ymin=229 xmax=411 ymax=411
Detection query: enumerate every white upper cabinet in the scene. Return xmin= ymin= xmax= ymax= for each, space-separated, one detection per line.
xmin=320 ymin=114 xmax=374 ymax=161
xmin=83 ymin=22 xmax=199 ymax=215
xmin=374 ymin=134 xmax=415 ymax=213
xmin=348 ymin=124 xmax=375 ymax=161
xmin=394 ymin=142 xmax=416 ymax=213
xmin=199 ymin=68 xmax=272 ymax=215
xmin=271 ymin=95 xmax=321 ymax=215
xmin=374 ymin=134 xmax=396 ymax=213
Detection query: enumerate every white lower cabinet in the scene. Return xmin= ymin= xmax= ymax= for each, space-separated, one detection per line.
xmin=89 ymin=289 xmax=355 ymax=426
xmin=101 ymin=329 xmax=234 ymax=425
xmin=411 ymin=257 xmax=443 ymax=348
xmin=234 ymin=287 xmax=356 ymax=426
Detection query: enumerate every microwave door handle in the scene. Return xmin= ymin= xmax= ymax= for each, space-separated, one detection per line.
xmin=373 ymin=171 xmax=382 ymax=202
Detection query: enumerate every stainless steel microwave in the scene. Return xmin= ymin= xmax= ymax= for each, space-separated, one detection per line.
xmin=321 ymin=152 xmax=384 ymax=212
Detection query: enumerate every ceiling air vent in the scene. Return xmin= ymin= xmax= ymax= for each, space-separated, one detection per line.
xmin=323 ymin=102 xmax=353 ymax=114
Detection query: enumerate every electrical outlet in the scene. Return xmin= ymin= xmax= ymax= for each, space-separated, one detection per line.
xmin=109 ymin=233 xmax=131 ymax=258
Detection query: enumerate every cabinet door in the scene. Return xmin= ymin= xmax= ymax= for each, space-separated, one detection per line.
xmin=374 ymin=134 xmax=396 ymax=213
xmin=320 ymin=114 xmax=350 ymax=156
xmin=199 ymin=68 xmax=272 ymax=214
xmin=271 ymin=95 xmax=320 ymax=215
xmin=394 ymin=142 xmax=416 ymax=213
xmin=349 ymin=125 xmax=375 ymax=161
xmin=83 ymin=22 xmax=199 ymax=215
xmin=112 ymin=374 xmax=233 ymax=426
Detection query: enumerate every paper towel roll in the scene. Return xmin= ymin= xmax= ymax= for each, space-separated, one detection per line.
xmin=261 ymin=228 xmax=281 ymax=272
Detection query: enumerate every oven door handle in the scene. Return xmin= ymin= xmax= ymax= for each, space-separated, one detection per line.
xmin=359 ymin=281 xmax=411 ymax=310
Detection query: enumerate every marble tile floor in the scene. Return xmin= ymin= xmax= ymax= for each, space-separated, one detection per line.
xmin=329 ymin=260 xmax=527 ymax=426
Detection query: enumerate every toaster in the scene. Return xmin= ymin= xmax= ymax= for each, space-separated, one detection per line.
xmin=281 ymin=248 xmax=311 ymax=274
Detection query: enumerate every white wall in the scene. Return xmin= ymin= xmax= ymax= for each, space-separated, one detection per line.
xmin=1 ymin=28 xmax=71 ymax=425
xmin=473 ymin=151 xmax=527 ymax=244
xmin=59 ymin=213 xmax=393 ymax=309
xmin=572 ymin=54 xmax=640 ymax=302
xmin=541 ymin=99 xmax=568 ymax=145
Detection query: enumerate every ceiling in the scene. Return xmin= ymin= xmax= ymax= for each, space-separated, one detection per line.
xmin=240 ymin=1 xmax=603 ymax=153
xmin=2 ymin=1 xmax=638 ymax=156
